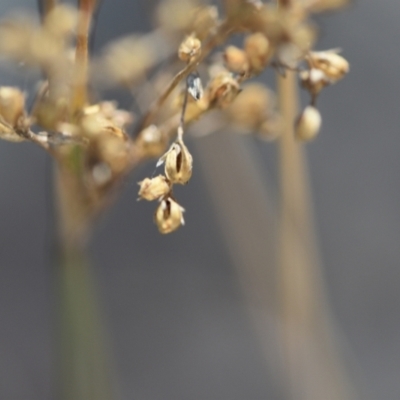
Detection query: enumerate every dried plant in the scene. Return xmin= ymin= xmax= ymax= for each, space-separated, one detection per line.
xmin=0 ymin=0 xmax=348 ymax=236
xmin=0 ymin=0 xmax=351 ymax=399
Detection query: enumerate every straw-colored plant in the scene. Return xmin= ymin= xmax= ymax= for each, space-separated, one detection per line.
xmin=0 ymin=0 xmax=351 ymax=399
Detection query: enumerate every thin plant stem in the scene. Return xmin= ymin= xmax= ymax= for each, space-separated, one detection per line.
xmin=277 ymin=70 xmax=355 ymax=400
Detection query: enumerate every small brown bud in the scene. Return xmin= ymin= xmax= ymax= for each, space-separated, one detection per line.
xmin=0 ymin=87 xmax=25 ymax=127
xmin=295 ymin=106 xmax=322 ymax=141
xmin=223 ymin=46 xmax=249 ymax=74
xmin=244 ymin=33 xmax=273 ymax=72
xmin=138 ymin=175 xmax=171 ymax=201
xmin=157 ymin=138 xmax=193 ymax=184
xmin=178 ymin=35 xmax=201 ymax=62
xmin=307 ymin=50 xmax=349 ymax=82
xmin=154 ymin=197 xmax=185 ymax=234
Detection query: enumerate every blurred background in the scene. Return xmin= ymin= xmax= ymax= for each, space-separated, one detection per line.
xmin=0 ymin=0 xmax=399 ymax=399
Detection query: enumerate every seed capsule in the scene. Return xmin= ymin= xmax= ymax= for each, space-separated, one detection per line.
xmin=207 ymin=71 xmax=241 ymax=109
xmin=157 ymin=138 xmax=193 ymax=184
xmin=178 ymin=34 xmax=201 ymax=62
xmin=307 ymin=50 xmax=349 ymax=82
xmin=223 ymin=46 xmax=249 ymax=74
xmin=244 ymin=33 xmax=272 ymax=72
xmin=154 ymin=197 xmax=185 ymax=234
xmin=295 ymin=106 xmax=322 ymax=141
xmin=138 ymin=175 xmax=171 ymax=201
xmin=0 ymin=86 xmax=25 ymax=127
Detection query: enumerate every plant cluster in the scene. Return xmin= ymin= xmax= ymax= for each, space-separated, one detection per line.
xmin=0 ymin=0 xmax=349 ymax=235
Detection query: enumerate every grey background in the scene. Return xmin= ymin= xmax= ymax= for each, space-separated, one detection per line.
xmin=0 ymin=1 xmax=399 ymax=399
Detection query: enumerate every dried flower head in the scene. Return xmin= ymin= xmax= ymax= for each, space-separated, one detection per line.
xmin=0 ymin=87 xmax=25 ymax=127
xmin=224 ymin=46 xmax=250 ymax=75
xmin=154 ymin=197 xmax=185 ymax=234
xmin=306 ymin=50 xmax=349 ymax=82
xmin=158 ymin=138 xmax=193 ymax=185
xmin=138 ymin=175 xmax=171 ymax=201
xmin=178 ymin=34 xmax=201 ymax=62
xmin=244 ymin=33 xmax=273 ymax=72
xmin=207 ymin=70 xmax=241 ymax=109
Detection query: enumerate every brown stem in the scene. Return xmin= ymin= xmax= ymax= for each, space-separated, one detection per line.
xmin=277 ymin=68 xmax=355 ymax=399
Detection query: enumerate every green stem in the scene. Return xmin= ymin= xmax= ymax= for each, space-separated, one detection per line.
xmin=54 ymin=161 xmax=115 ymax=400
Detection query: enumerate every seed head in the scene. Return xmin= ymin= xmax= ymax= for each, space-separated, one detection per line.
xmin=307 ymin=50 xmax=349 ymax=82
xmin=207 ymin=71 xmax=241 ymax=109
xmin=0 ymin=87 xmax=25 ymax=127
xmin=158 ymin=138 xmax=193 ymax=184
xmin=138 ymin=175 xmax=171 ymax=201
xmin=223 ymin=46 xmax=249 ymax=75
xmin=178 ymin=34 xmax=201 ymax=62
xmin=244 ymin=33 xmax=273 ymax=72
xmin=299 ymin=67 xmax=329 ymax=96
xmin=295 ymin=106 xmax=322 ymax=141
xmin=154 ymin=197 xmax=185 ymax=234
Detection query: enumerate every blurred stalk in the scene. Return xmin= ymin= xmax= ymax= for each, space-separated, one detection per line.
xmin=71 ymin=0 xmax=97 ymax=114
xmin=55 ymin=162 xmax=114 ymax=400
xmin=52 ymin=0 xmax=114 ymax=397
xmin=277 ymin=70 xmax=355 ymax=400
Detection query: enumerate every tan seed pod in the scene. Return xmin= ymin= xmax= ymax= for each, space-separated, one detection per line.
xmin=295 ymin=106 xmax=322 ymax=141
xmin=244 ymin=33 xmax=273 ymax=72
xmin=138 ymin=175 xmax=171 ymax=201
xmin=0 ymin=120 xmax=24 ymax=142
xmin=299 ymin=68 xmax=330 ymax=96
xmin=207 ymin=71 xmax=241 ymax=109
xmin=154 ymin=197 xmax=185 ymax=234
xmin=223 ymin=46 xmax=249 ymax=74
xmin=307 ymin=50 xmax=349 ymax=82
xmin=158 ymin=138 xmax=193 ymax=184
xmin=0 ymin=87 xmax=25 ymax=127
xmin=178 ymin=35 xmax=201 ymax=62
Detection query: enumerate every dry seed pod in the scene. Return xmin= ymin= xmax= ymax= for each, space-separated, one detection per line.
xmin=154 ymin=197 xmax=185 ymax=234
xmin=223 ymin=46 xmax=249 ymax=74
xmin=244 ymin=33 xmax=272 ymax=72
xmin=299 ymin=68 xmax=329 ymax=97
xmin=178 ymin=34 xmax=201 ymax=62
xmin=307 ymin=50 xmax=349 ymax=82
xmin=138 ymin=175 xmax=171 ymax=201
xmin=295 ymin=106 xmax=322 ymax=141
xmin=207 ymin=71 xmax=241 ymax=109
xmin=0 ymin=87 xmax=25 ymax=127
xmin=158 ymin=139 xmax=193 ymax=184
